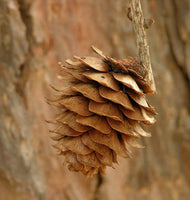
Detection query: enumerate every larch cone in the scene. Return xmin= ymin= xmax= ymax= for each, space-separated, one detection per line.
xmin=47 ymin=46 xmax=156 ymax=177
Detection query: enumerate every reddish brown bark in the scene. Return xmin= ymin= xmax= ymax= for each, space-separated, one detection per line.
xmin=0 ymin=0 xmax=190 ymax=199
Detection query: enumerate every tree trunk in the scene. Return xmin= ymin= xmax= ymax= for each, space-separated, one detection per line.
xmin=0 ymin=0 xmax=190 ymax=199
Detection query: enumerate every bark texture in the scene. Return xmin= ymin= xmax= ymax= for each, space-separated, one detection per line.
xmin=0 ymin=0 xmax=190 ymax=200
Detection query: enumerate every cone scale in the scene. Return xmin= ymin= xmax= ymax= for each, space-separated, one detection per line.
xmin=48 ymin=46 xmax=156 ymax=177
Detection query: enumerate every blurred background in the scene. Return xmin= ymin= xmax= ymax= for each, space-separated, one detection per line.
xmin=0 ymin=0 xmax=190 ymax=200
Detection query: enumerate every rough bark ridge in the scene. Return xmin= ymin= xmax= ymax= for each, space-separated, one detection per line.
xmin=0 ymin=0 xmax=190 ymax=200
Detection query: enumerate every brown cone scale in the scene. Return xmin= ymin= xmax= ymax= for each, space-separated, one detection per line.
xmin=48 ymin=46 xmax=156 ymax=177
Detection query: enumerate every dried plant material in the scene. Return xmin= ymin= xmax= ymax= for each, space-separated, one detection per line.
xmin=57 ymin=111 xmax=90 ymax=132
xmin=96 ymin=152 xmax=113 ymax=166
xmin=89 ymin=129 xmax=131 ymax=158
xmin=51 ymin=124 xmax=82 ymax=137
xmin=129 ymin=0 xmax=156 ymax=93
xmin=129 ymin=120 xmax=151 ymax=137
xmin=99 ymin=86 xmax=134 ymax=111
xmin=62 ymin=136 xmax=93 ymax=155
xmin=92 ymin=46 xmax=143 ymax=79
xmin=77 ymin=152 xmax=101 ymax=168
xmin=83 ymin=71 xmax=120 ymax=91
xmin=127 ymin=90 xmax=156 ymax=114
xmin=140 ymin=107 xmax=156 ymax=125
xmin=76 ymin=115 xmax=112 ymax=134
xmin=72 ymin=83 xmax=106 ymax=103
xmin=49 ymin=84 xmax=78 ymax=96
xmin=120 ymin=105 xmax=155 ymax=125
xmin=112 ymin=151 xmax=118 ymax=163
xmin=59 ymin=67 xmax=80 ymax=82
xmin=120 ymin=105 xmax=145 ymax=121
xmin=51 ymin=134 xmax=65 ymax=141
xmin=60 ymin=96 xmax=93 ymax=116
xmin=64 ymin=151 xmax=84 ymax=171
xmin=113 ymin=73 xmax=143 ymax=95
xmin=118 ymin=58 xmax=143 ymax=79
xmin=48 ymin=45 xmax=156 ymax=176
xmin=61 ymin=66 xmax=89 ymax=82
xmin=91 ymin=45 xmax=107 ymax=59
xmin=50 ymin=73 xmax=79 ymax=96
xmin=65 ymin=59 xmax=87 ymax=70
xmin=135 ymin=77 xmax=153 ymax=94
xmin=107 ymin=118 xmax=139 ymax=137
xmin=74 ymin=56 xmax=109 ymax=72
xmin=82 ymin=134 xmax=110 ymax=155
xmin=89 ymin=100 xmax=123 ymax=122
xmin=106 ymin=57 xmax=129 ymax=73
xmin=65 ymin=59 xmax=82 ymax=66
xmin=127 ymin=6 xmax=155 ymax=29
xmin=58 ymin=66 xmax=76 ymax=78
xmin=82 ymin=134 xmax=113 ymax=166
xmin=122 ymin=134 xmax=144 ymax=148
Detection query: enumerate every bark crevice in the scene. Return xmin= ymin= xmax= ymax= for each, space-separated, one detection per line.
xmin=15 ymin=0 xmax=34 ymax=98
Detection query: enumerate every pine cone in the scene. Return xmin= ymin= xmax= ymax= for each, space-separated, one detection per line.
xmin=48 ymin=46 xmax=156 ymax=177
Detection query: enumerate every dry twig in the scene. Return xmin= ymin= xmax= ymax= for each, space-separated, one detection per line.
xmin=129 ymin=0 xmax=156 ymax=94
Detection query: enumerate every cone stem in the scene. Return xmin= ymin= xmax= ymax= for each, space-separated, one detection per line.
xmin=129 ymin=0 xmax=156 ymax=94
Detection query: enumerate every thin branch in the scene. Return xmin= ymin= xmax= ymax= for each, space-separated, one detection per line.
xmin=129 ymin=0 xmax=156 ymax=94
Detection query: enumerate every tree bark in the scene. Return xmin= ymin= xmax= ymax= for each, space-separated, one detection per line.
xmin=0 ymin=0 xmax=190 ymax=200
